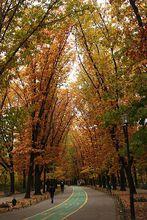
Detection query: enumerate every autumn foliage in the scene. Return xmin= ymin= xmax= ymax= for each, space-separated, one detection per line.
xmin=0 ymin=1 xmax=146 ymax=218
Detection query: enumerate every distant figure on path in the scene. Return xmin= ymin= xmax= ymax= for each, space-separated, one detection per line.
xmin=49 ymin=184 xmax=56 ymax=203
xmin=60 ymin=181 xmax=65 ymax=193
xmin=46 ymin=178 xmax=56 ymax=203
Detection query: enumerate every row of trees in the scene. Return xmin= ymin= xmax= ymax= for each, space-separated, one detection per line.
xmin=0 ymin=0 xmax=146 ymax=200
xmin=65 ymin=0 xmax=146 ymax=191
xmin=0 ymin=0 xmax=77 ymax=198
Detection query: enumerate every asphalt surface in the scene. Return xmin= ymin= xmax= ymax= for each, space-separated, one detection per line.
xmin=24 ymin=186 xmax=87 ymax=220
xmin=68 ymin=187 xmax=116 ymax=220
xmin=0 ymin=186 xmax=116 ymax=220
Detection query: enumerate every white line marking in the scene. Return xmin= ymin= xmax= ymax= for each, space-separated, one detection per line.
xmin=24 ymin=187 xmax=74 ymax=220
xmin=61 ymin=188 xmax=88 ymax=220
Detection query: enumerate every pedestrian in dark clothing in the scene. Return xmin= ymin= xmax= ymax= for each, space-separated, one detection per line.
xmin=49 ymin=185 xmax=56 ymax=203
xmin=46 ymin=178 xmax=56 ymax=203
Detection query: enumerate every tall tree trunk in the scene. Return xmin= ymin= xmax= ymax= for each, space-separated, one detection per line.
xmin=34 ymin=165 xmax=42 ymax=195
xmin=117 ymin=171 xmax=120 ymax=186
xmin=125 ymin=165 xmax=136 ymax=194
xmin=119 ymin=156 xmax=127 ymax=191
xmin=133 ymin=165 xmax=138 ymax=188
xmin=122 ymin=124 xmax=136 ymax=194
xmin=110 ymin=126 xmax=126 ymax=191
xmin=23 ymin=169 xmax=26 ymax=191
xmin=111 ymin=174 xmax=117 ymax=190
xmin=9 ymin=154 xmax=15 ymax=194
xmin=119 ymin=164 xmax=126 ymax=191
xmin=102 ymin=175 xmax=106 ymax=188
xmin=43 ymin=166 xmax=46 ymax=193
xmin=25 ymin=153 xmax=34 ymax=198
xmin=84 ymin=178 xmax=88 ymax=185
xmin=10 ymin=171 xmax=15 ymax=194
xmin=98 ymin=174 xmax=102 ymax=187
xmin=120 ymin=156 xmax=136 ymax=193
xmin=92 ymin=177 xmax=96 ymax=186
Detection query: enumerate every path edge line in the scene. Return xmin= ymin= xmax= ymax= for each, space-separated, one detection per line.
xmin=61 ymin=188 xmax=88 ymax=220
xmin=24 ymin=186 xmax=74 ymax=220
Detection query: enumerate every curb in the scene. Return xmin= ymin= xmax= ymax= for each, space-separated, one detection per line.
xmin=0 ymin=193 xmax=49 ymax=214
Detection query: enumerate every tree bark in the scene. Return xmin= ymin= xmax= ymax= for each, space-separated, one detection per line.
xmin=23 ymin=169 xmax=26 ymax=190
xmin=98 ymin=174 xmax=102 ymax=187
xmin=111 ymin=174 xmax=117 ymax=190
xmin=129 ymin=0 xmax=144 ymax=28
xmin=119 ymin=158 xmax=126 ymax=191
xmin=102 ymin=175 xmax=106 ymax=188
xmin=92 ymin=177 xmax=96 ymax=186
xmin=120 ymin=156 xmax=136 ymax=193
xmin=43 ymin=166 xmax=46 ymax=193
xmin=9 ymin=153 xmax=15 ymax=194
xmin=10 ymin=171 xmax=15 ymax=194
xmin=133 ymin=164 xmax=138 ymax=188
xmin=125 ymin=165 xmax=136 ymax=194
xmin=25 ymin=152 xmax=34 ymax=198
xmin=34 ymin=165 xmax=42 ymax=195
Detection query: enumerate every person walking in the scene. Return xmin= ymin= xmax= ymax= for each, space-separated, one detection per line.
xmin=46 ymin=178 xmax=56 ymax=203
xmin=49 ymin=184 xmax=56 ymax=203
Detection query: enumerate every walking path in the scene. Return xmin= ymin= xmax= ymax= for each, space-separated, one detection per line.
xmin=0 ymin=186 xmax=73 ymax=220
xmin=0 ymin=187 xmax=146 ymax=204
xmin=25 ymin=186 xmax=87 ymax=220
xmin=68 ymin=187 xmax=116 ymax=220
xmin=0 ymin=186 xmax=116 ymax=220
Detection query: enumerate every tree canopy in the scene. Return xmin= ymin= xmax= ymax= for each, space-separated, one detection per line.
xmin=0 ymin=0 xmax=146 ymax=203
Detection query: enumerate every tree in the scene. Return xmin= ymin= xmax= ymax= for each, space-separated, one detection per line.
xmin=0 ymin=106 xmax=25 ymax=193
xmin=0 ymin=0 xmax=61 ymax=77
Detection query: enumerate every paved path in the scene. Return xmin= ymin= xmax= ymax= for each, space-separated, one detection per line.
xmin=0 ymin=186 xmax=116 ymax=220
xmin=0 ymin=186 xmax=73 ymax=220
xmin=25 ymin=186 xmax=87 ymax=220
xmin=68 ymin=187 xmax=116 ymax=220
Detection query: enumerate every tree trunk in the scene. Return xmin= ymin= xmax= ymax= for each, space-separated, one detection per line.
xmin=23 ymin=169 xmax=26 ymax=190
xmin=99 ymin=174 xmax=102 ymax=187
xmin=125 ymin=165 xmax=136 ymax=194
xmin=119 ymin=164 xmax=126 ymax=191
xmin=9 ymin=153 xmax=15 ymax=194
xmin=84 ymin=178 xmax=88 ymax=185
xmin=111 ymin=174 xmax=117 ymax=190
xmin=25 ymin=153 xmax=34 ymax=198
xmin=10 ymin=171 xmax=15 ymax=194
xmin=119 ymin=156 xmax=127 ymax=191
xmin=102 ymin=175 xmax=106 ymax=188
xmin=43 ymin=166 xmax=46 ymax=193
xmin=129 ymin=0 xmax=144 ymax=28
xmin=92 ymin=177 xmax=96 ymax=186
xmin=34 ymin=165 xmax=42 ymax=195
xmin=90 ymin=178 xmax=93 ymax=186
xmin=133 ymin=165 xmax=138 ymax=188
xmin=120 ymin=156 xmax=136 ymax=193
